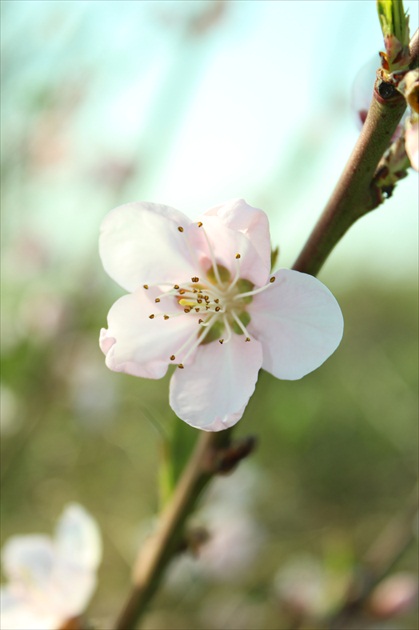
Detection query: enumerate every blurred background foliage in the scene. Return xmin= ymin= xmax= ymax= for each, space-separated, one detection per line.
xmin=1 ymin=1 xmax=418 ymax=629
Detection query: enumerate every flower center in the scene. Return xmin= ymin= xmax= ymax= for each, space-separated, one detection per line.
xmin=144 ymin=222 xmax=276 ymax=368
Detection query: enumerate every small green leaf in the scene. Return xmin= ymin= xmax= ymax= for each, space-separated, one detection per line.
xmin=377 ymin=0 xmax=409 ymax=44
xmin=377 ymin=0 xmax=410 ymax=73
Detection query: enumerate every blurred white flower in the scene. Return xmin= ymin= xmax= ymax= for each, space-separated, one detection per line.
xmin=0 ymin=504 xmax=102 ymax=630
xmin=166 ymin=464 xmax=265 ymax=587
xmin=274 ymin=555 xmax=328 ymax=618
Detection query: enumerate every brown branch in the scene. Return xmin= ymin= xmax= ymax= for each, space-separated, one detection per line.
xmin=113 ymin=430 xmax=255 ymax=629
xmin=293 ymin=29 xmax=418 ymax=277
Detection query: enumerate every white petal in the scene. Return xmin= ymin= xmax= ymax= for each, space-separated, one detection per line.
xmin=101 ymin=287 xmax=200 ymax=379
xmin=203 ymin=198 xmax=271 ymax=272
xmin=1 ymin=535 xmax=54 ymax=586
xmin=54 ymin=504 xmax=102 ymax=571
xmin=0 ymin=588 xmax=59 ymax=630
xmin=169 ymin=335 xmax=263 ymax=431
xmin=248 ymin=269 xmax=343 ymax=380
xmin=99 ymin=202 xmax=196 ymax=291
xmin=49 ymin=565 xmax=97 ymax=618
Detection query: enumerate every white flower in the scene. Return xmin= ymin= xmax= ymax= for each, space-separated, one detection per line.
xmin=0 ymin=504 xmax=102 ymax=630
xmin=99 ymin=199 xmax=343 ymax=431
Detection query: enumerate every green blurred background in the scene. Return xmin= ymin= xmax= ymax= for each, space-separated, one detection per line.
xmin=1 ymin=1 xmax=418 ymax=629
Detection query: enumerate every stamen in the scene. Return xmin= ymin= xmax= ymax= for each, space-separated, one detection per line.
xmin=191 ymin=276 xmax=199 ymax=283
xmin=198 ymin=314 xmax=216 ymax=327
xmin=222 ymin=315 xmax=232 ymax=344
xmin=143 ymin=284 xmax=149 ymax=289
xmin=229 ymin=254 xmax=243 ymax=291
xmin=219 ymin=339 xmax=224 ymax=344
xmin=170 ymin=355 xmax=175 ymax=361
xmin=155 ymin=298 xmax=160 ymax=303
xmin=169 ymin=315 xmax=217 ymax=367
xmin=149 ymin=314 xmax=155 ymax=319
xmin=163 ymin=315 xmax=169 ymax=320
xmin=200 ymin=225 xmax=223 ymax=285
xmin=231 ymin=310 xmax=252 ymax=340
xmin=197 ymin=221 xmax=203 ymax=227
xmin=177 ymin=226 xmax=184 ymax=233
xmin=233 ymin=276 xmax=277 ymax=300
xmin=178 ymin=364 xmax=184 ymax=368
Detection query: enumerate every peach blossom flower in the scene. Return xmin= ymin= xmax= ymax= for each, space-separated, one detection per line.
xmin=100 ymin=199 xmax=343 ymax=431
xmin=0 ymin=504 xmax=102 ymax=630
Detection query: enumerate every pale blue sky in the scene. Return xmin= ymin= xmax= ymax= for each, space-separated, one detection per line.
xmin=2 ymin=0 xmax=418 ymax=289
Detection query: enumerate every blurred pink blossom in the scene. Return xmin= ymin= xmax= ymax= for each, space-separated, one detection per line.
xmin=0 ymin=504 xmax=102 ymax=630
xmin=367 ymin=572 xmax=418 ymax=619
xmin=99 ymin=199 xmax=343 ymax=431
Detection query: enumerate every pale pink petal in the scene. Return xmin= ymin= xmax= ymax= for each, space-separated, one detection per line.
xmin=248 ymin=269 xmax=343 ymax=380
xmin=99 ymin=202 xmax=197 ymax=291
xmin=55 ymin=504 xmax=102 ymax=571
xmin=0 ymin=588 xmax=59 ymax=630
xmin=405 ymin=119 xmax=419 ymax=171
xmin=169 ymin=335 xmax=263 ymax=431
xmin=50 ymin=565 xmax=97 ymax=619
xmin=189 ymin=215 xmax=270 ymax=286
xmin=2 ymin=536 xmax=54 ymax=586
xmin=101 ymin=286 xmax=200 ymax=379
xmin=202 ymin=198 xmax=271 ymax=272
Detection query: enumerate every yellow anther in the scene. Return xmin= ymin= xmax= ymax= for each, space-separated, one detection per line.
xmin=197 ymin=221 xmax=203 ymax=227
xmin=155 ymin=298 xmax=160 ymax=303
xmin=270 ymin=276 xmax=276 ymax=283
xmin=163 ymin=315 xmax=169 ymax=320
xmin=191 ymin=276 xmax=199 ymax=283
xmin=170 ymin=355 xmax=175 ymax=361
xmin=219 ymin=339 xmax=224 ymax=344
xmin=143 ymin=284 xmax=149 ymax=289
xmin=178 ymin=226 xmax=184 ymax=233
xmin=149 ymin=314 xmax=155 ymax=319
xmin=215 ymin=306 xmax=221 ymax=312
xmin=245 ymin=337 xmax=251 ymax=342
xmin=178 ymin=363 xmax=184 ymax=369
xmin=235 ymin=253 xmax=241 ymax=259
xmin=174 ymin=284 xmax=180 ymax=289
